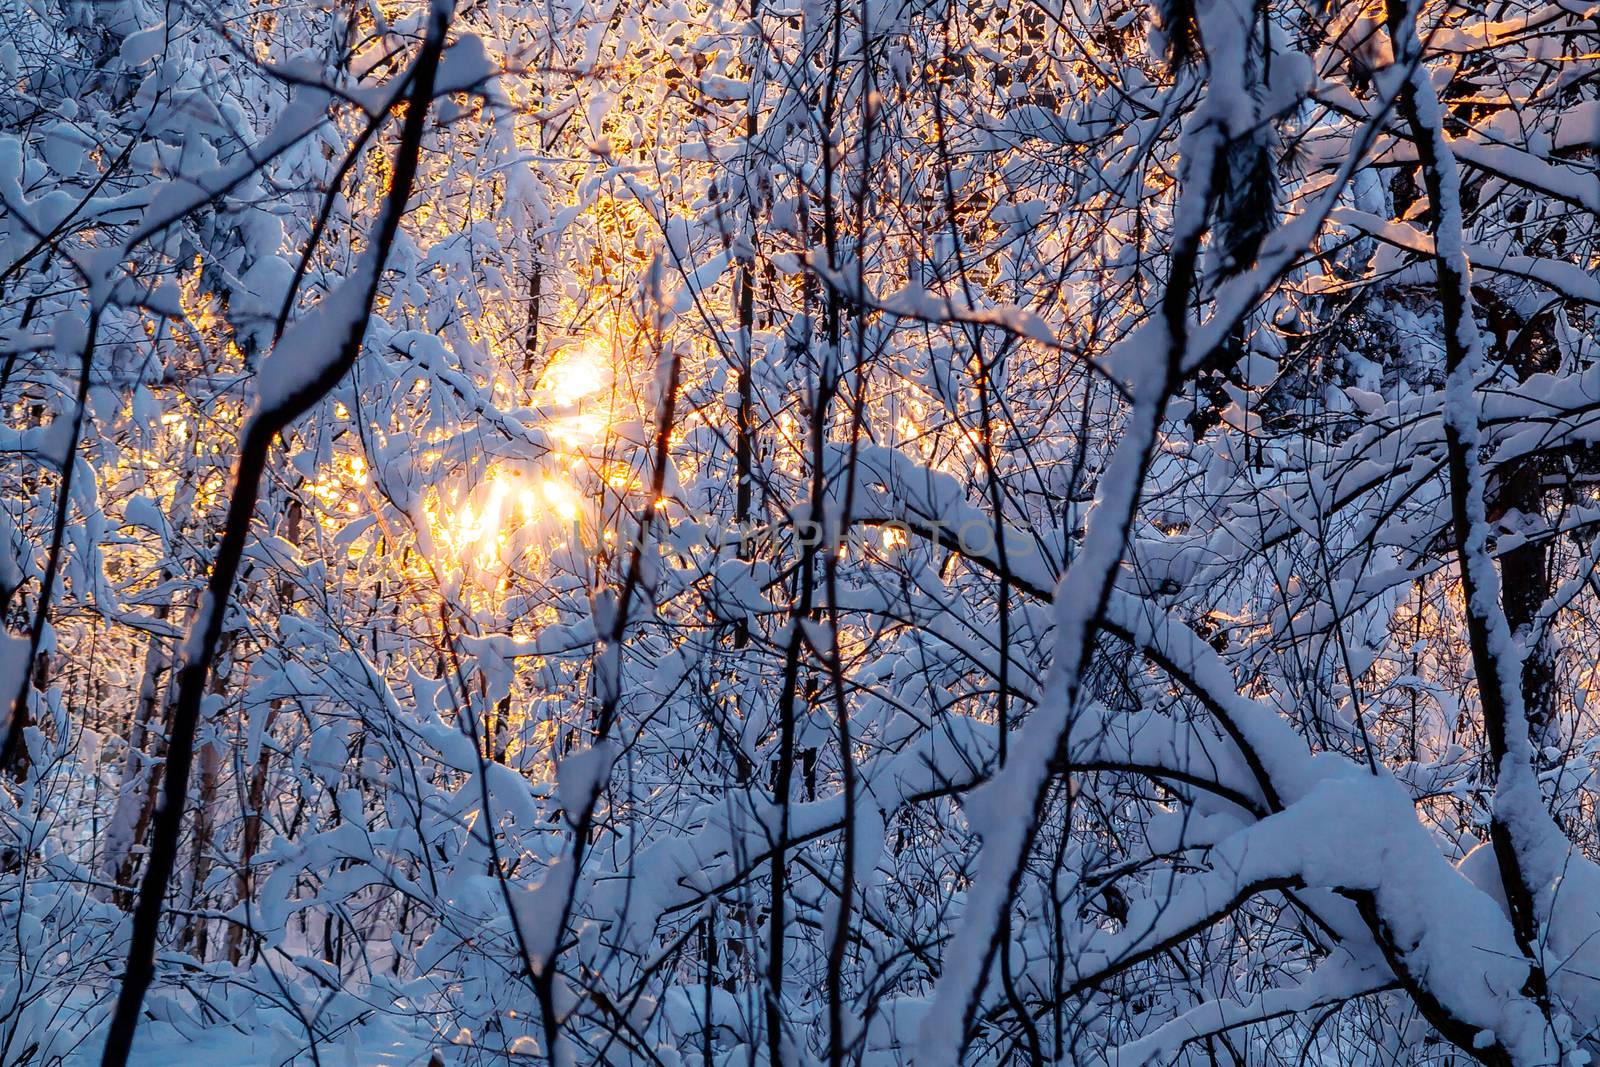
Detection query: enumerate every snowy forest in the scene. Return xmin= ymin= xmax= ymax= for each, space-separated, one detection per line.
xmin=7 ymin=0 xmax=1600 ymax=1064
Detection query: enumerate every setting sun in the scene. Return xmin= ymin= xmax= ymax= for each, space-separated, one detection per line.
xmin=26 ymin=3 xmax=1600 ymax=1066
xmin=536 ymin=342 xmax=611 ymax=408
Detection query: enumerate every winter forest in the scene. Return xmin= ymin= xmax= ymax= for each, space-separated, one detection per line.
xmin=12 ymin=0 xmax=1600 ymax=1064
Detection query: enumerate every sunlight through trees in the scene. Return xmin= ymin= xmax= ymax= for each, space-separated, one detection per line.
xmin=3 ymin=0 xmax=1600 ymax=1064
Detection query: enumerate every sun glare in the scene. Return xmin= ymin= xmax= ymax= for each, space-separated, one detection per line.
xmin=442 ymin=467 xmax=586 ymax=573
xmin=537 ymin=342 xmax=611 ymax=408
xmin=540 ymin=478 xmax=581 ymax=521
xmin=427 ymin=335 xmax=628 ymax=573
